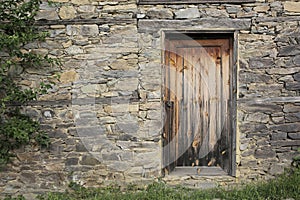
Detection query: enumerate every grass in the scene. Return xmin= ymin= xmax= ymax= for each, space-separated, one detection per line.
xmin=3 ymin=167 xmax=300 ymax=200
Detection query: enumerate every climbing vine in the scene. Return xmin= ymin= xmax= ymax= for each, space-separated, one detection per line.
xmin=0 ymin=0 xmax=56 ymax=166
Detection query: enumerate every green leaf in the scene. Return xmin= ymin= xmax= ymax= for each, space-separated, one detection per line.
xmin=0 ymin=0 xmax=60 ymax=167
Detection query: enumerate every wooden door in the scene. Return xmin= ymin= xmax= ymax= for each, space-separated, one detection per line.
xmin=163 ymin=35 xmax=234 ymax=175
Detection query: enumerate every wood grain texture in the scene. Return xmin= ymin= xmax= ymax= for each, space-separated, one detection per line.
xmin=163 ymin=36 xmax=233 ymax=174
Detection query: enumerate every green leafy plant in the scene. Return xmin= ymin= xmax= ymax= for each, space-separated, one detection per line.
xmin=0 ymin=0 xmax=56 ymax=166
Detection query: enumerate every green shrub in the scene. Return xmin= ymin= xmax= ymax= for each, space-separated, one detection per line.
xmin=0 ymin=0 xmax=57 ymax=167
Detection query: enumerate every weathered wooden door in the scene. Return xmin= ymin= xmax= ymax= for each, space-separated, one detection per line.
xmin=163 ymin=34 xmax=234 ymax=175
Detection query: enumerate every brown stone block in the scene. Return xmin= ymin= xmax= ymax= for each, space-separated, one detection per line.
xmin=80 ymin=155 xmax=101 ymax=166
xmin=284 ymin=1 xmax=300 ymax=13
xmin=16 ymin=153 xmax=35 ymax=163
xmin=60 ymin=70 xmax=78 ymax=83
xmin=254 ymin=5 xmax=270 ymax=13
xmin=59 ymin=6 xmax=76 ymax=20
xmin=20 ymin=172 xmax=36 ymax=184
xmin=71 ymin=0 xmax=89 ymax=5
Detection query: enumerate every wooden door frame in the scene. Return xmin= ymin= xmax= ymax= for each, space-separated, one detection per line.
xmin=161 ymin=30 xmax=238 ymax=177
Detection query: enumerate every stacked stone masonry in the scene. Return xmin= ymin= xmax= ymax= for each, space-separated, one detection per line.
xmin=1 ymin=0 xmax=300 ymax=197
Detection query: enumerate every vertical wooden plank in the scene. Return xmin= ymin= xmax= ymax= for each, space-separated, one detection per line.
xmin=172 ymin=46 xmax=178 ymax=171
xmin=220 ymin=39 xmax=231 ymax=173
xmin=193 ymin=47 xmax=201 ymax=166
xmin=207 ymin=47 xmax=218 ymax=166
xmin=182 ymin=48 xmax=188 ymax=166
xmin=230 ymin=32 xmax=238 ymax=176
xmin=163 ymin=38 xmax=170 ymax=174
xmin=215 ymin=47 xmax=222 ymax=167
xmin=205 ymin=47 xmax=212 ymax=165
xmin=208 ymin=47 xmax=217 ymax=159
xmin=169 ymin=50 xmax=176 ymax=170
xmin=174 ymin=49 xmax=179 ymax=168
xmin=176 ymin=47 xmax=183 ymax=166
xmin=219 ymin=42 xmax=226 ymax=170
xmin=184 ymin=47 xmax=193 ymax=166
xmin=170 ymin=41 xmax=178 ymax=172
xmin=222 ymin=42 xmax=228 ymax=172
xmin=198 ymin=47 xmax=204 ymax=165
xmin=190 ymin=47 xmax=196 ymax=166
xmin=184 ymin=48 xmax=189 ymax=166
xmin=199 ymin=47 xmax=210 ymax=165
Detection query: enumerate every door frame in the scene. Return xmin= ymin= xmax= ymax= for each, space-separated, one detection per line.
xmin=161 ymin=30 xmax=238 ymax=177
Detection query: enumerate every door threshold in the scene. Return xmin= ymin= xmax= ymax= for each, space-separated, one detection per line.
xmin=168 ymin=166 xmax=228 ymax=177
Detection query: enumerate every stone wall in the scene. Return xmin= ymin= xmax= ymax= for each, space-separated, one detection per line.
xmin=0 ymin=0 xmax=300 ymax=197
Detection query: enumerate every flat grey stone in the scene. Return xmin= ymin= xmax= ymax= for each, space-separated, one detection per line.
xmin=147 ymin=8 xmax=173 ymax=19
xmin=288 ymin=132 xmax=300 ymax=140
xmin=249 ymin=58 xmax=274 ymax=68
xmin=270 ymin=123 xmax=300 ymax=133
xmin=293 ymin=55 xmax=300 ymax=65
xmin=255 ymin=149 xmax=276 ymax=159
xmin=278 ymin=45 xmax=300 ymax=56
xmin=293 ymin=72 xmax=300 ymax=81
xmin=175 ymin=8 xmax=200 ymax=19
